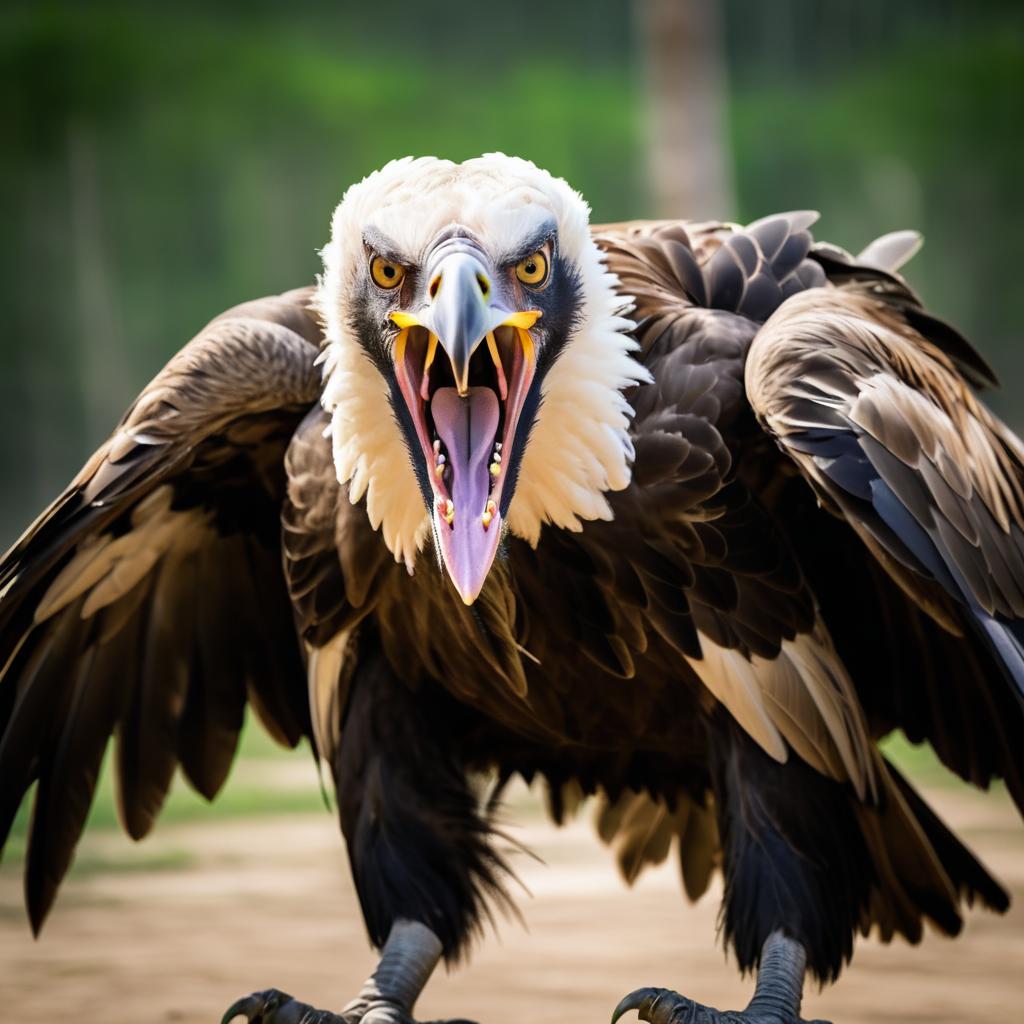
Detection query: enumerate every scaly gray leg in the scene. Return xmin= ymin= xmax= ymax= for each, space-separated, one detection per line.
xmin=611 ymin=931 xmax=832 ymax=1024
xmin=222 ymin=919 xmax=475 ymax=1024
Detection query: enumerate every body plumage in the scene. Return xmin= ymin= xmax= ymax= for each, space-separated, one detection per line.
xmin=1 ymin=156 xmax=1021 ymax=1024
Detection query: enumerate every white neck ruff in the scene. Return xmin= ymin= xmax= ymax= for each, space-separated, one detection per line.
xmin=318 ymin=236 xmax=645 ymax=570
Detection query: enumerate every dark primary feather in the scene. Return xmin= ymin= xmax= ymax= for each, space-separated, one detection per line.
xmin=0 ymin=287 xmax=321 ymax=930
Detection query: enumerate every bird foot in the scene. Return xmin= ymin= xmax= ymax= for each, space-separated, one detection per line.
xmin=222 ymin=988 xmax=344 ymax=1024
xmin=611 ymin=987 xmax=831 ymax=1024
xmin=222 ymin=987 xmax=478 ymax=1024
xmin=223 ymin=921 xmax=466 ymax=1024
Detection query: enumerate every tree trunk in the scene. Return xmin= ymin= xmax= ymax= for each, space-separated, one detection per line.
xmin=636 ymin=0 xmax=735 ymax=220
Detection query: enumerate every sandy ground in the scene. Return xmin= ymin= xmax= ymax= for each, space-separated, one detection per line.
xmin=0 ymin=773 xmax=1021 ymax=1024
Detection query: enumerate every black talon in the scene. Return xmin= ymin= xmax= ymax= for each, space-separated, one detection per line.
xmin=612 ymin=987 xmax=664 ymax=1024
xmin=610 ymin=933 xmax=832 ymax=1024
xmin=613 ymin=989 xmax=715 ymax=1024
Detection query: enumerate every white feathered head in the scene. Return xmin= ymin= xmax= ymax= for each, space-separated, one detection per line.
xmin=317 ymin=154 xmax=645 ymax=603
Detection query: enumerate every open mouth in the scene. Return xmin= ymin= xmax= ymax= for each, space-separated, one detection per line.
xmin=392 ymin=314 xmax=538 ymax=603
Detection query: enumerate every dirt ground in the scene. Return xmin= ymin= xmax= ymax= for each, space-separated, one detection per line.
xmin=0 ymin=776 xmax=1021 ymax=1024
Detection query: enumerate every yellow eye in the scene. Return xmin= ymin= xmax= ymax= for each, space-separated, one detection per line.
xmin=370 ymin=256 xmax=405 ymax=289
xmin=515 ymin=250 xmax=548 ymax=287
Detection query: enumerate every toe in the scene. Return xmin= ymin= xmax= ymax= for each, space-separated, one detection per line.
xmin=613 ymin=986 xmax=831 ymax=1024
xmin=221 ymin=988 xmax=304 ymax=1024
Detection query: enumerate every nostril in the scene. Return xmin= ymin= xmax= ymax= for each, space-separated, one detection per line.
xmin=429 ymin=275 xmax=442 ymax=300
xmin=476 ymin=273 xmax=490 ymax=298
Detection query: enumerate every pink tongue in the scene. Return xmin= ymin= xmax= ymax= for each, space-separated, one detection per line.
xmin=431 ymin=386 xmax=498 ymax=518
xmin=431 ymin=386 xmax=501 ymax=601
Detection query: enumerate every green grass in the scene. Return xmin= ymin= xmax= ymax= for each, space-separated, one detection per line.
xmin=879 ymin=732 xmax=958 ymax=786
xmin=4 ymin=716 xmax=992 ymax=848
xmin=3 ymin=714 xmax=329 ymax=861
xmin=68 ymin=847 xmax=196 ymax=878
xmin=880 ymin=730 xmax=1008 ymax=796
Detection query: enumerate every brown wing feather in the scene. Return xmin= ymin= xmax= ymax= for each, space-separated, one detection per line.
xmin=281 ymin=405 xmax=397 ymax=770
xmin=594 ymin=787 xmax=719 ymax=899
xmin=747 ymin=280 xmax=1024 ymax=812
xmin=0 ymin=286 xmax=322 ymax=930
xmin=748 ymin=284 xmax=1024 ymax=626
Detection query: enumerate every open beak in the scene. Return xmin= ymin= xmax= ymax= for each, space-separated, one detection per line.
xmin=391 ymin=251 xmax=540 ymax=604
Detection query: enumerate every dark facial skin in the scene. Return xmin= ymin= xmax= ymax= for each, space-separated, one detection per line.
xmin=348 ymin=222 xmax=584 ymax=518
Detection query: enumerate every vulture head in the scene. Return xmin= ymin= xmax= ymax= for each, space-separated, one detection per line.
xmin=317 ymin=154 xmax=645 ymax=603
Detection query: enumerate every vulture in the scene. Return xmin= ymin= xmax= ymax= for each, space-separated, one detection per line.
xmin=1 ymin=153 xmax=1023 ymax=1024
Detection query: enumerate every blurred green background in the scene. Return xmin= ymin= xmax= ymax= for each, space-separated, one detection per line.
xmin=2 ymin=0 xmax=1022 ymax=547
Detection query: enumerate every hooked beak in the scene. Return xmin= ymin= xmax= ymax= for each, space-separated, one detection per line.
xmin=390 ymin=251 xmax=541 ymax=604
xmin=423 ymin=252 xmax=491 ymax=395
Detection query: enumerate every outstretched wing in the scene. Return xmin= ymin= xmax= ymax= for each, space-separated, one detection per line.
xmin=590 ymin=217 xmax=1011 ymax=937
xmin=0 ymin=286 xmax=322 ymax=929
xmin=746 ymin=275 xmax=1024 ymax=810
